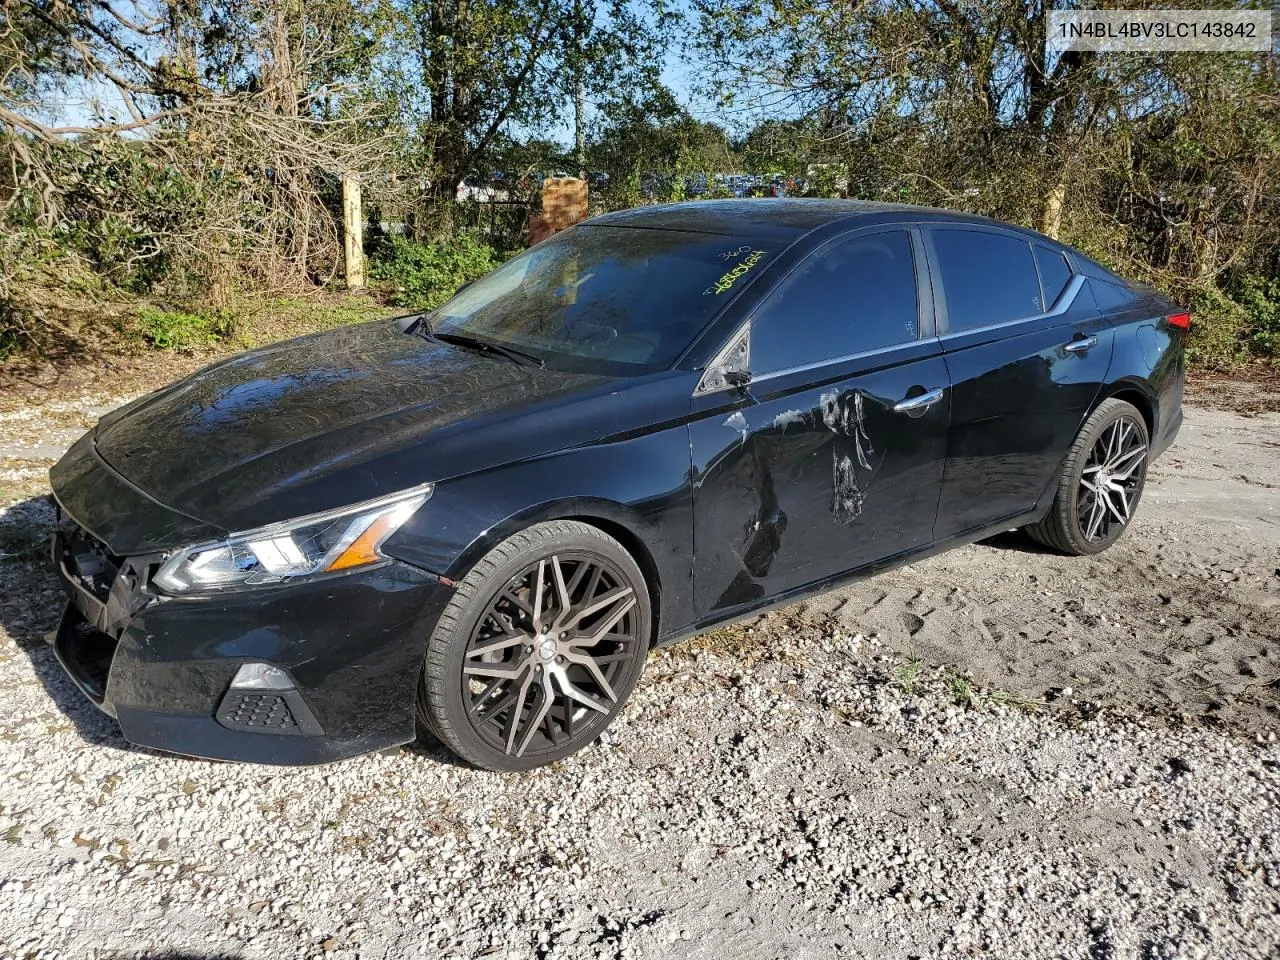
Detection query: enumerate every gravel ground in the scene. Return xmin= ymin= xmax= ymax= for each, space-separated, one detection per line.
xmin=0 ymin=388 xmax=1278 ymax=960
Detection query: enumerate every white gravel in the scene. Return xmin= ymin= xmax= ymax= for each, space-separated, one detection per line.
xmin=1 ymin=395 xmax=1278 ymax=959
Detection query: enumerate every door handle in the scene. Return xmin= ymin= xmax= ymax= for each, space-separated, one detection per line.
xmin=893 ymin=387 xmax=945 ymax=415
xmin=1064 ymin=334 xmax=1098 ymax=354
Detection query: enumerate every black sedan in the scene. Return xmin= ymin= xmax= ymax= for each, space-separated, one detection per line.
xmin=48 ymin=200 xmax=1186 ymax=770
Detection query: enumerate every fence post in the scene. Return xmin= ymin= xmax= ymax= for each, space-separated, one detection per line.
xmin=342 ymin=174 xmax=365 ymax=290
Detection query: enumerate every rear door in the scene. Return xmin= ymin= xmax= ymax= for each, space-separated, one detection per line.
xmin=690 ymin=227 xmax=950 ymax=618
xmin=925 ymin=226 xmax=1113 ymax=539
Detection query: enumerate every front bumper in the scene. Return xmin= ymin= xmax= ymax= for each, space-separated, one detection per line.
xmin=49 ymin=521 xmax=453 ymax=765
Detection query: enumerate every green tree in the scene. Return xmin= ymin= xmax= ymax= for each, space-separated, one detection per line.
xmin=586 ymin=83 xmax=737 ymax=203
xmin=689 ymin=0 xmax=1280 ymax=361
xmin=392 ymin=0 xmax=669 ymax=216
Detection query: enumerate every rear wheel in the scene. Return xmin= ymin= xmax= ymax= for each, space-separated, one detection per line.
xmin=418 ymin=520 xmax=651 ymax=771
xmin=1025 ymin=398 xmax=1150 ymax=556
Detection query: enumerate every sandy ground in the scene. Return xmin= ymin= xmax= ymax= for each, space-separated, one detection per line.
xmin=0 ymin=384 xmax=1277 ymax=959
xmin=799 ymin=403 xmax=1280 ymax=736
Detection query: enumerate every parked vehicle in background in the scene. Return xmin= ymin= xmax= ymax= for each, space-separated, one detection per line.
xmin=456 ymin=176 xmax=502 ymax=202
xmin=47 ymin=200 xmax=1185 ymax=772
xmin=639 ymin=173 xmax=669 ymax=199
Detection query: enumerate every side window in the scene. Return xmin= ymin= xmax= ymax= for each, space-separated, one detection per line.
xmin=1035 ymin=245 xmax=1073 ymax=308
xmin=751 ymin=231 xmax=918 ymax=374
xmin=931 ymin=229 xmax=1042 ymax=331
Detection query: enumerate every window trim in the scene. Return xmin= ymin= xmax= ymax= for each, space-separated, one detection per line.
xmin=910 ymin=228 xmax=938 ymax=339
xmin=744 ymin=225 xmax=927 ymax=379
xmin=748 ymin=333 xmax=935 ymax=388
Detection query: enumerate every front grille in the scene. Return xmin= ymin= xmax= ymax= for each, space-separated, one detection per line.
xmin=217 ymin=693 xmax=302 ymax=734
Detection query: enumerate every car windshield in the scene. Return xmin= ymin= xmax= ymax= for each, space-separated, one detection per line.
xmin=429 ymin=225 xmax=771 ymax=374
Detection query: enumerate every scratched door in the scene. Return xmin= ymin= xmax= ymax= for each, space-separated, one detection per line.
xmin=689 ymin=228 xmax=951 ymax=620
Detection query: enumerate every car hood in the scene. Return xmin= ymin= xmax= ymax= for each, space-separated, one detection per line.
xmin=93 ymin=321 xmax=612 ymax=533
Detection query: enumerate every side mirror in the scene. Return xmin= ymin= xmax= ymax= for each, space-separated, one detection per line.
xmin=724 ymin=369 xmax=752 ymax=389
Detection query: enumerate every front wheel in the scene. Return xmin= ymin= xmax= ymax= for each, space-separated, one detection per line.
xmin=1025 ymin=398 xmax=1150 ymax=556
xmin=418 ymin=520 xmax=651 ymax=772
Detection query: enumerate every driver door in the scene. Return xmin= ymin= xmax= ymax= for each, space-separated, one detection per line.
xmin=690 ymin=227 xmax=951 ymax=618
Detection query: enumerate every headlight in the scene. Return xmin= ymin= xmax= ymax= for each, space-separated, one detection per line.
xmin=153 ymin=485 xmax=432 ymax=594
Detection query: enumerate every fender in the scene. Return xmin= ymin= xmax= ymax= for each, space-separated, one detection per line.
xmin=382 ymin=421 xmax=698 ymax=640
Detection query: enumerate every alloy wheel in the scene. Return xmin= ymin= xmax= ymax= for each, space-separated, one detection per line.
xmin=461 ymin=553 xmax=642 ymax=758
xmin=1077 ymin=415 xmax=1147 ymax=542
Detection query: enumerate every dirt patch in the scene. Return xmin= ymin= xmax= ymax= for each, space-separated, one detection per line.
xmin=0 ymin=350 xmax=212 ymax=415
xmin=1186 ymin=362 xmax=1280 ymax=415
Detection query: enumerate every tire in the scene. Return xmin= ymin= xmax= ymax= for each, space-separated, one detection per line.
xmin=1025 ymin=398 xmax=1150 ymax=556
xmin=418 ymin=520 xmax=652 ymax=772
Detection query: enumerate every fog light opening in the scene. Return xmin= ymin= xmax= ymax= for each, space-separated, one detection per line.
xmin=217 ymin=663 xmax=325 ymax=738
xmin=230 ymin=662 xmax=294 ymax=691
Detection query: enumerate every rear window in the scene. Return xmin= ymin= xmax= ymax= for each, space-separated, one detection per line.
xmin=430 ymin=226 xmax=773 ymax=374
xmin=931 ymin=229 xmax=1044 ymax=331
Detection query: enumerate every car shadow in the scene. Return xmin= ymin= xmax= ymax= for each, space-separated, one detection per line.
xmin=399 ymin=731 xmax=470 ymax=768
xmin=975 ymin=528 xmax=1059 ymax=555
xmin=1 ymin=493 xmax=160 ymax=757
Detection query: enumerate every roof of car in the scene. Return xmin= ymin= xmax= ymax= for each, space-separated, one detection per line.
xmin=583 ymin=199 xmax=1014 ymax=242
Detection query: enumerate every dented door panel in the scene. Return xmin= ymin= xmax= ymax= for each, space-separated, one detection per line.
xmin=690 ymin=344 xmax=950 ymax=619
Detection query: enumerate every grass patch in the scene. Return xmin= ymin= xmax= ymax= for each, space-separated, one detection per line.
xmin=981 ymin=688 xmax=1045 ymax=712
xmin=948 ymin=672 xmax=977 ymax=709
xmin=940 ymin=666 xmax=1044 ymax=712
xmin=894 ymin=657 xmax=923 ymax=695
xmin=369 ymin=233 xmax=503 ymax=311
xmin=137 ymin=307 xmax=236 ymax=350
xmin=237 ymin=295 xmax=393 ymax=344
xmin=127 ymin=294 xmax=393 ymax=353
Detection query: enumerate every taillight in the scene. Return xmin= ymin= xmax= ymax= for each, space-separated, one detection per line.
xmin=1167 ymin=312 xmax=1191 ymax=332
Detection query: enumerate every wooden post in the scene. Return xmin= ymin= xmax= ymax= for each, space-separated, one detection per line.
xmin=342 ymin=174 xmax=365 ymax=290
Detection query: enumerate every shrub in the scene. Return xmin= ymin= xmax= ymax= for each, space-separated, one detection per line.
xmin=369 ymin=233 xmax=500 ymax=310
xmin=1184 ymin=277 xmax=1280 ymax=367
xmin=1185 ymin=286 xmax=1248 ymax=368
xmin=1231 ymin=273 xmax=1280 ymax=361
xmin=1182 ymin=285 xmax=1244 ymax=368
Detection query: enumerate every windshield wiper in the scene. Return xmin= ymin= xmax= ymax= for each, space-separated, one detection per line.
xmin=425 ymin=330 xmax=545 ymax=368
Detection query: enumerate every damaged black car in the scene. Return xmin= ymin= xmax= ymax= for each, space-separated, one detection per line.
xmin=48 ymin=199 xmax=1186 ymax=770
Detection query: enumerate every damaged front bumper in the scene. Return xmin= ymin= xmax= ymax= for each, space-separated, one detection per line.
xmin=48 ymin=512 xmax=453 ymax=765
